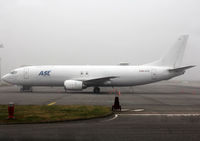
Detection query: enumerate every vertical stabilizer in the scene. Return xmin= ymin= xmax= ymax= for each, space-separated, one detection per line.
xmin=146 ymin=35 xmax=189 ymax=68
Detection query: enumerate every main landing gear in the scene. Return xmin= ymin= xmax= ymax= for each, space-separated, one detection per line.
xmin=93 ymin=87 xmax=100 ymax=93
xmin=20 ymin=86 xmax=33 ymax=92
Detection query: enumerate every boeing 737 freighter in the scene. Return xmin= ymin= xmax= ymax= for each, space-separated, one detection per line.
xmin=2 ymin=35 xmax=195 ymax=93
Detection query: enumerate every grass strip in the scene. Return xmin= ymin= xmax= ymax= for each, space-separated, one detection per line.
xmin=0 ymin=105 xmax=112 ymax=124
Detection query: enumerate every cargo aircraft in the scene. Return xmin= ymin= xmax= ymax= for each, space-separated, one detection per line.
xmin=2 ymin=35 xmax=194 ymax=93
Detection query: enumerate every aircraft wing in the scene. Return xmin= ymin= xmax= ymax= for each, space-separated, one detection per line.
xmin=75 ymin=76 xmax=118 ymax=86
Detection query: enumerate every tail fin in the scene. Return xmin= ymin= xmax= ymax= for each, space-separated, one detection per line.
xmin=146 ymin=35 xmax=189 ymax=68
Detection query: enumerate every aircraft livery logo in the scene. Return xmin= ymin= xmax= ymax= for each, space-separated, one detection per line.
xmin=39 ymin=71 xmax=51 ymax=76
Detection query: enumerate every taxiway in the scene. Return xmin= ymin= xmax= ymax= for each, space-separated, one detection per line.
xmin=0 ymin=81 xmax=200 ymax=141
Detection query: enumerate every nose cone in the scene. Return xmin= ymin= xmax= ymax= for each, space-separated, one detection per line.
xmin=1 ymin=74 xmax=10 ymax=83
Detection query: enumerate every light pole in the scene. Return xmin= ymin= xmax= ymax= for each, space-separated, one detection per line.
xmin=0 ymin=44 xmax=4 ymax=84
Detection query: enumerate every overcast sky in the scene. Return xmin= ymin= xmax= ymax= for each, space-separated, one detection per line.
xmin=0 ymin=0 xmax=199 ymax=80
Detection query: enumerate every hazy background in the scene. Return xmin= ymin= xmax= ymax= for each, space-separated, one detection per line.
xmin=0 ymin=0 xmax=199 ymax=81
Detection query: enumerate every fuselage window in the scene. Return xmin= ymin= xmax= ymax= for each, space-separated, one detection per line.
xmin=10 ymin=71 xmax=17 ymax=74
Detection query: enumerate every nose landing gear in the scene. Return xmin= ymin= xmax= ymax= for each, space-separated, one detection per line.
xmin=20 ymin=86 xmax=33 ymax=92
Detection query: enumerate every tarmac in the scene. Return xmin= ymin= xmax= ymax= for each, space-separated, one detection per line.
xmin=0 ymin=81 xmax=200 ymax=141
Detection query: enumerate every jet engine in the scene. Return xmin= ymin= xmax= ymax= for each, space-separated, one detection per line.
xmin=64 ymin=80 xmax=86 ymax=90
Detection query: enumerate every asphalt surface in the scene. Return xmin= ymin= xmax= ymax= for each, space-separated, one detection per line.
xmin=0 ymin=82 xmax=200 ymax=141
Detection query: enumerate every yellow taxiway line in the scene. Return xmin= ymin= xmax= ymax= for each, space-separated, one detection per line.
xmin=48 ymin=102 xmax=56 ymax=106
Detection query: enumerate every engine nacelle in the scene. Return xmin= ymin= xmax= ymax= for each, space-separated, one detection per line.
xmin=64 ymin=80 xmax=86 ymax=90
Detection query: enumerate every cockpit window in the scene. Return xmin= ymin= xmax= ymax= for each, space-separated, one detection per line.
xmin=10 ymin=71 xmax=17 ymax=74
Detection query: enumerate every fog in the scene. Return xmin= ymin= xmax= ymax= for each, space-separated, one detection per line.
xmin=0 ymin=0 xmax=199 ymax=80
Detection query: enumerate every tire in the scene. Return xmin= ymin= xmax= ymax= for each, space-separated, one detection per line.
xmin=93 ymin=87 xmax=100 ymax=93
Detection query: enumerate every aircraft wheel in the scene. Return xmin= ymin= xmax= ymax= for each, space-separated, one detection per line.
xmin=64 ymin=88 xmax=68 ymax=93
xmin=20 ymin=86 xmax=32 ymax=92
xmin=20 ymin=87 xmax=24 ymax=92
xmin=93 ymin=87 xmax=100 ymax=93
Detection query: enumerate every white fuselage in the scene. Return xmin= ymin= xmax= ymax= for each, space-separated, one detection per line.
xmin=2 ymin=65 xmax=183 ymax=87
xmin=1 ymin=35 xmax=192 ymax=92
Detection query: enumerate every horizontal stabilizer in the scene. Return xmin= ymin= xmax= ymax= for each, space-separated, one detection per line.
xmin=169 ymin=65 xmax=195 ymax=72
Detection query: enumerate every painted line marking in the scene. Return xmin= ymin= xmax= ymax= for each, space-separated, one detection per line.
xmin=48 ymin=102 xmax=56 ymax=106
xmin=121 ymin=109 xmax=130 ymax=112
xmin=132 ymin=109 xmax=144 ymax=112
xmin=105 ymin=114 xmax=118 ymax=121
xmin=117 ymin=114 xmax=200 ymax=117
xmin=105 ymin=113 xmax=200 ymax=122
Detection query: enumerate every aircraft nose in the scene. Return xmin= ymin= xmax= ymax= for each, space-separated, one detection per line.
xmin=1 ymin=74 xmax=9 ymax=83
